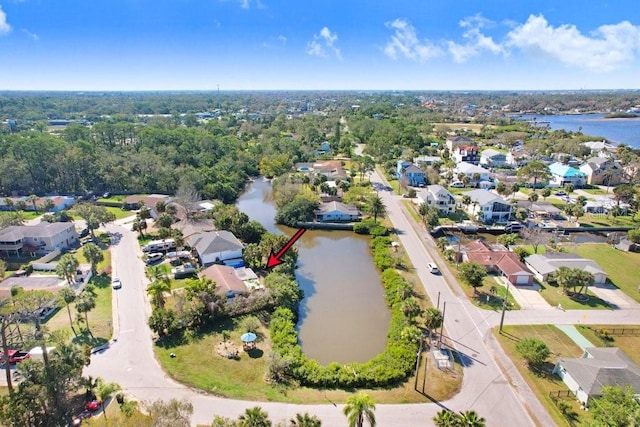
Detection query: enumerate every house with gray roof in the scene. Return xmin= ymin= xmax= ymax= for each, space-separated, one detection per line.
xmin=315 ymin=201 xmax=361 ymax=222
xmin=0 ymin=223 xmax=78 ymax=256
xmin=453 ymin=162 xmax=491 ymax=184
xmin=187 ymin=230 xmax=243 ymax=267
xmin=553 ymin=347 xmax=640 ymax=407
xmin=463 ymin=189 xmax=512 ymax=223
xmin=416 ymin=185 xmax=456 ymax=214
xmin=524 ymin=253 xmax=607 ymax=284
xmin=579 ymin=157 xmax=625 ymax=186
xmin=480 ymin=148 xmax=507 ymax=168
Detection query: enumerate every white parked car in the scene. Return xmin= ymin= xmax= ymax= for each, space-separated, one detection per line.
xmin=111 ymin=278 xmax=122 ymax=290
xmin=450 ymin=181 xmax=465 ymax=188
xmin=428 ymin=263 xmax=440 ymax=274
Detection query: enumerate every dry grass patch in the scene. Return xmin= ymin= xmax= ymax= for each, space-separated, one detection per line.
xmin=577 ymin=325 xmax=640 ymax=365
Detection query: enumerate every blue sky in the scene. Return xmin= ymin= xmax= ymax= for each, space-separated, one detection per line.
xmin=1 ymin=0 xmax=640 ymax=90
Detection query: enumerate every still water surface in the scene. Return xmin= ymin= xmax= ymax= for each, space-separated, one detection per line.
xmin=236 ymin=178 xmax=390 ymax=364
xmin=523 ymin=113 xmax=640 ymax=148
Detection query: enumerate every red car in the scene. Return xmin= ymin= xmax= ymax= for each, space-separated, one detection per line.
xmin=0 ymin=350 xmax=30 ymax=364
xmin=85 ymin=400 xmax=101 ymax=412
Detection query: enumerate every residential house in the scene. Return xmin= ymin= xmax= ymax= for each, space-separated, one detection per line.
xmin=172 ymin=218 xmax=216 ymax=239
xmin=0 ymin=223 xmax=78 ymax=256
xmin=123 ymin=194 xmax=172 ymax=211
xmin=524 ymin=253 xmax=607 ymax=285
xmin=579 ymin=157 xmax=625 ymax=186
xmin=416 ymin=185 xmax=456 ymax=214
xmin=463 ymin=189 xmax=512 ymax=223
xmin=396 ymin=160 xmax=426 ymax=187
xmin=480 ymin=149 xmax=508 ymax=168
xmin=451 ymin=145 xmax=480 ymax=165
xmin=462 ymin=240 xmax=534 ymax=286
xmin=584 ymin=197 xmax=630 ymax=215
xmin=446 ymin=136 xmax=476 ymax=152
xmin=453 ymin=162 xmax=491 ymax=186
xmin=313 ymin=141 xmax=332 ymax=156
xmin=201 ymin=264 xmax=249 ymax=298
xmin=0 ymin=196 xmax=75 ymax=213
xmin=506 ymin=150 xmax=530 ymax=168
xmin=315 ymin=201 xmax=361 ymax=222
xmin=581 ymin=140 xmax=617 ymax=157
xmin=615 ymin=238 xmax=640 ymax=253
xmin=548 ymin=162 xmax=587 ymax=188
xmin=295 ymin=160 xmax=348 ymax=181
xmin=553 ymin=347 xmax=640 ymax=407
xmin=515 ymin=200 xmax=564 ymax=220
xmin=187 ymin=230 xmax=244 ymax=267
xmin=413 ymin=155 xmax=442 ymax=166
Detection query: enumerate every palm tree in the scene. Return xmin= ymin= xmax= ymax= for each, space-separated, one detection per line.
xmin=82 ymin=242 xmax=104 ymax=275
xmin=132 ymin=217 xmax=147 ymax=238
xmin=433 ymin=409 xmax=456 ymax=427
xmin=58 ymin=287 xmax=77 ymax=336
xmin=56 ymin=253 xmax=79 ymax=285
xmin=458 ymin=410 xmax=486 ymax=426
xmin=41 ymin=198 xmax=55 ymax=213
xmin=436 ymin=236 xmax=448 ymax=251
xmin=423 ymin=307 xmax=443 ymax=342
xmin=238 ymin=406 xmax=272 ymax=427
xmin=368 ymin=194 xmax=386 ymax=223
xmin=76 ymin=289 xmax=96 ymax=335
xmin=552 ymin=266 xmax=573 ymax=295
xmin=26 ymin=194 xmax=39 ymax=213
xmin=461 ymin=195 xmax=471 ymax=210
xmin=289 ymin=412 xmax=321 ymax=427
xmin=147 ymin=279 xmax=171 ymax=309
xmin=96 ymin=378 xmax=121 ymax=419
xmin=343 ymin=393 xmax=376 ymax=427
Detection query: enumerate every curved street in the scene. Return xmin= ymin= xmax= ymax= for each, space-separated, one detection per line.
xmin=86 ymin=170 xmax=640 ymax=426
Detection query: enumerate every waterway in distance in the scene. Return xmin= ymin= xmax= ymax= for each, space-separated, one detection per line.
xmin=236 ymin=177 xmax=391 ymax=364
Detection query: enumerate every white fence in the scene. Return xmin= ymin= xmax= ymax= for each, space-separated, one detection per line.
xmin=32 ymin=249 xmax=61 ymax=271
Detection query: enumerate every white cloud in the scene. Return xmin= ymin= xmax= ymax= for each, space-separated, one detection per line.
xmin=447 ymin=14 xmax=505 ymax=63
xmin=21 ymin=29 xmax=38 ymax=40
xmin=277 ymin=35 xmax=287 ymax=44
xmin=383 ymin=18 xmax=443 ymax=62
xmin=506 ymin=14 xmax=640 ymax=72
xmin=235 ymin=0 xmax=265 ymax=9
xmin=307 ymin=26 xmax=342 ymax=60
xmin=0 ymin=6 xmax=12 ymax=35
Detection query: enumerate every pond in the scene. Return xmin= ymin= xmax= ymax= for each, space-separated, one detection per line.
xmin=236 ymin=178 xmax=390 ymax=364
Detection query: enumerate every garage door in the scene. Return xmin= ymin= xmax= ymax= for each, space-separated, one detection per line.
xmin=516 ymin=274 xmax=530 ymax=285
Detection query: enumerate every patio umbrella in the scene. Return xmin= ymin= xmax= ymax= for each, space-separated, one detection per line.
xmin=241 ymin=332 xmax=257 ymax=343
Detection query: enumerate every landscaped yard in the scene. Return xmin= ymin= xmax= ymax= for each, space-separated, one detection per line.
xmin=155 ymin=315 xmax=461 ymax=404
xmin=536 ymin=279 xmax=611 ymax=310
xmin=0 ymin=210 xmax=41 ymax=221
xmin=495 ymin=325 xmax=591 ymax=427
xmin=577 ymin=214 xmax=637 ymax=228
xmin=105 ymin=206 xmax=136 ymax=220
xmin=574 ymin=243 xmax=640 ymax=303
xmin=468 ymin=276 xmax=520 ymax=311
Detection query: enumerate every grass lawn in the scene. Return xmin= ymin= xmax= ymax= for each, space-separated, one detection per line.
xmin=513 ymin=244 xmax=547 ymax=255
xmin=402 ymin=200 xmax=422 ymax=224
xmin=75 ymin=247 xmax=112 ymax=272
xmin=432 ymin=123 xmax=488 ymax=133
xmin=97 ymin=194 xmax=127 ymax=203
xmin=576 ymin=325 xmax=640 ymax=364
xmin=494 ymin=325 xmax=590 ymax=427
xmin=389 ymin=179 xmax=400 ymax=194
xmin=573 ymin=243 xmax=640 ymax=303
xmin=41 ymin=274 xmax=113 ymax=347
xmin=581 ymin=188 xmax=609 ymax=195
xmin=577 ymin=215 xmax=637 ymax=228
xmin=105 ymin=206 xmax=136 ymax=220
xmin=468 ymin=276 xmax=520 ymax=311
xmin=0 ymin=210 xmax=41 ymax=221
xmin=536 ymin=280 xmax=611 ymax=310
xmin=155 ymin=316 xmax=461 ymax=404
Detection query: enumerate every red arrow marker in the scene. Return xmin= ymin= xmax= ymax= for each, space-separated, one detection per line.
xmin=266 ymin=228 xmax=307 ymax=269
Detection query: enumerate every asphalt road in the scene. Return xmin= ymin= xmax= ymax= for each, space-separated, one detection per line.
xmin=84 ymin=177 xmax=640 ymax=426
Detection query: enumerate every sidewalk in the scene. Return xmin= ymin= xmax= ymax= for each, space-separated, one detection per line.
xmin=556 ymin=325 xmax=594 ymax=350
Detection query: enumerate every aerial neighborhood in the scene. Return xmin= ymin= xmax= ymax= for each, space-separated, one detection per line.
xmin=1 ymin=90 xmax=640 ymax=426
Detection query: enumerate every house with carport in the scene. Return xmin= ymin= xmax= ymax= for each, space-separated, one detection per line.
xmin=553 ymin=347 xmax=640 ymax=407
xmin=524 ymin=253 xmax=607 ymax=285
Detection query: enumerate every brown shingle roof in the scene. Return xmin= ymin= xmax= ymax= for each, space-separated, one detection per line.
xmin=200 ymin=264 xmax=248 ymax=296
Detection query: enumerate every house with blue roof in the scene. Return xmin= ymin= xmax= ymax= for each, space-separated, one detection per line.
xmin=548 ymin=162 xmax=587 ymax=188
xmin=396 ymin=160 xmax=426 ymax=187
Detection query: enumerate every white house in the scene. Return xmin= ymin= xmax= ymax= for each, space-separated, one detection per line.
xmin=524 ymin=253 xmax=607 ymax=285
xmin=480 ymin=149 xmax=507 ymax=168
xmin=187 ymin=231 xmax=244 ymax=267
xmin=553 ymin=347 xmax=640 ymax=407
xmin=453 ymin=162 xmax=491 ymax=185
xmin=315 ymin=201 xmax=361 ymax=222
xmin=416 ymin=185 xmax=456 ymax=214
xmin=462 ymin=189 xmax=512 ymax=223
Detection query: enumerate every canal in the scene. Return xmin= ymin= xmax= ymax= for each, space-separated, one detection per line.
xmin=236 ymin=178 xmax=391 ymax=364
